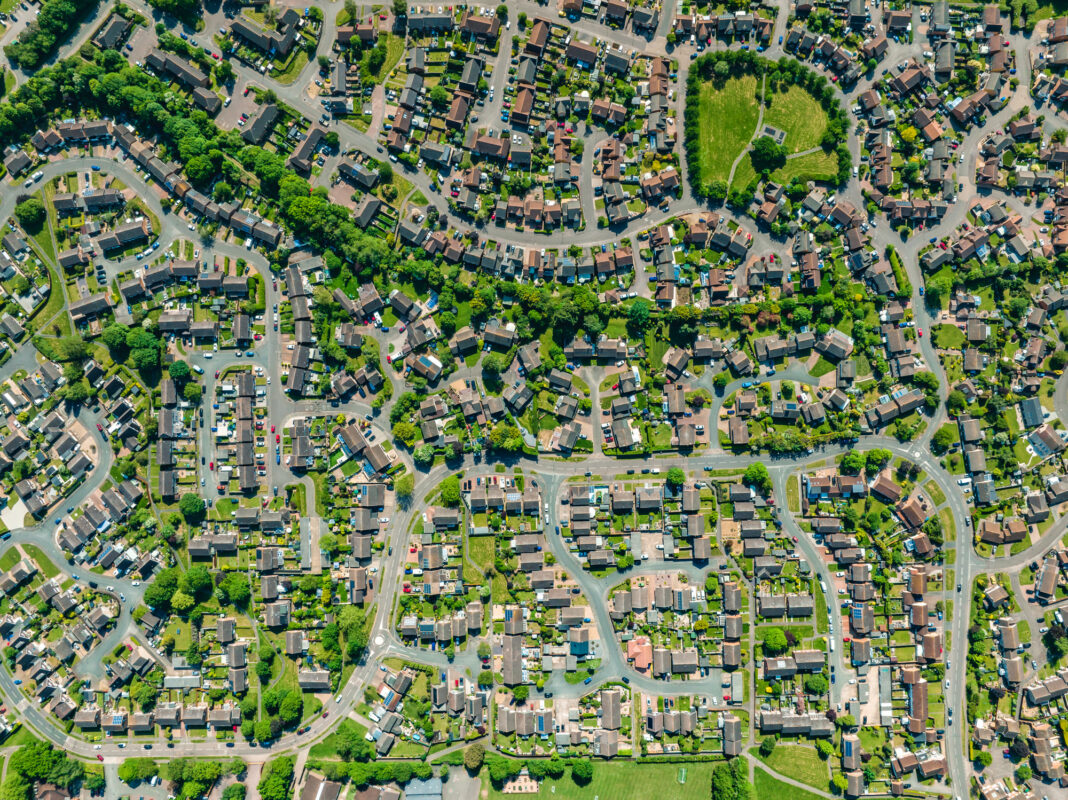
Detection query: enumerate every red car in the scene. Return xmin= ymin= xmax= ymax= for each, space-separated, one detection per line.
xmin=97 ymin=755 xmax=104 ymax=762
xmin=209 ymin=461 xmax=214 ymax=471
xmin=243 ymin=86 xmax=250 ymax=96
xmin=271 ymin=425 xmax=275 ymax=433
xmin=322 ymin=711 xmax=329 ymax=719
xmin=918 ymin=329 xmax=924 ymax=338
xmin=403 ymin=584 xmax=411 ymax=593
xmin=96 ymin=423 xmax=103 ymax=432
xmin=275 ymin=434 xmax=280 ymax=444
xmin=215 ymin=370 xmax=220 ymax=378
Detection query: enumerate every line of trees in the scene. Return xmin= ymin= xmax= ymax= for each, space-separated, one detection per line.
xmin=4 ymin=0 xmax=100 ymax=69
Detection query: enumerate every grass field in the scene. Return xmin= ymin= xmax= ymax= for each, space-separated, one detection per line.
xmin=763 ymin=85 xmax=829 ymax=154
xmin=483 ymin=761 xmax=716 ymax=800
xmin=694 ymin=75 xmax=760 ymax=186
xmin=754 ymin=766 xmax=827 ymax=800
xmin=752 ymin=745 xmax=829 ymax=791
xmin=22 ymin=543 xmax=59 ymax=578
xmin=772 ymin=148 xmax=839 ymax=184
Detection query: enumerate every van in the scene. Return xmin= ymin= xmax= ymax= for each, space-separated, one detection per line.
xmin=830 ymin=639 xmax=836 ymax=653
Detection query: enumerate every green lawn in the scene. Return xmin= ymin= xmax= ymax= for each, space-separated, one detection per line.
xmin=752 ymin=745 xmax=829 ymax=791
xmin=932 ymin=324 xmax=966 ymax=349
xmin=694 ymin=75 xmax=760 ymax=185
xmin=22 ymin=544 xmax=59 ymax=578
xmin=786 ymin=475 xmax=800 ymax=513
xmin=763 ymin=85 xmax=829 ymax=154
xmin=0 ymin=548 xmax=18 ymax=570
xmin=483 ymin=761 xmax=716 ymax=800
xmin=772 ymin=148 xmax=839 ymax=184
xmin=308 ymin=718 xmax=367 ymax=759
xmin=754 ymin=767 xmax=828 ymax=800
xmin=467 ymin=536 xmax=495 ymax=575
xmin=809 ymin=356 xmax=836 ymax=378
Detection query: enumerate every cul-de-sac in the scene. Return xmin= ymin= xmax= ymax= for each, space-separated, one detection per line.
xmin=0 ymin=0 xmax=1064 ymax=798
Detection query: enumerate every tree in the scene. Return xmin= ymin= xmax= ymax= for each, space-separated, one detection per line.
xmin=831 ymin=774 xmax=849 ymax=794
xmin=168 ymin=360 xmax=190 ymax=382
xmin=441 ymin=476 xmax=461 ymax=506
xmin=627 ymin=299 xmax=652 ymax=334
xmin=396 ymin=473 xmax=414 ymax=500
xmin=220 ymin=573 xmax=251 ymax=609
xmin=836 ymin=714 xmax=856 ymax=729
xmin=463 ymin=743 xmax=485 ymax=772
xmin=223 ymin=786 xmax=247 ymax=800
xmin=184 ymin=382 xmax=203 ymax=403
xmin=946 ymin=390 xmax=967 ymax=414
xmin=477 ymin=641 xmax=491 ymax=659
xmin=496 ymin=3 xmax=507 ymax=18
xmin=478 ymin=671 xmax=494 ymax=688
xmin=413 ymin=445 xmax=434 ymax=467
xmin=392 ymin=0 xmax=406 ymax=15
xmin=170 ymin=590 xmax=195 ymax=613
xmin=840 ymin=451 xmax=864 ymax=474
xmin=744 ymin=462 xmax=771 ymax=493
xmin=666 ymin=467 xmax=685 ymax=488
xmin=804 ymin=674 xmax=828 ymax=695
xmin=570 ymin=759 xmax=593 ymax=785
xmin=179 ymin=492 xmax=205 ymax=521
xmin=391 ymin=421 xmax=418 ymax=448
xmin=762 ymin=627 xmax=787 ymax=654
xmin=131 ymin=680 xmax=158 ymax=710
xmin=864 ymin=449 xmax=891 ymax=473
xmin=279 ymin=691 xmax=303 ymax=725
xmin=428 ymin=85 xmax=449 ymax=107
xmin=513 ymin=684 xmax=529 ymax=702
xmin=14 ymin=198 xmax=44 ymax=232
xmin=1015 ymin=765 xmax=1032 ymax=783
xmin=257 ymin=757 xmax=294 ymax=800
xmin=815 ymin=739 xmax=833 ymax=759
xmin=117 ymin=758 xmax=158 ymax=784
xmin=144 ymin=568 xmax=180 ymax=610
xmin=931 ymin=426 xmax=955 ymax=454
xmin=975 ymin=750 xmax=992 ymax=768
xmin=759 ymin=737 xmax=776 ymax=757
xmin=101 ymin=323 xmax=130 ymax=351
xmin=750 ymin=135 xmax=787 ymax=171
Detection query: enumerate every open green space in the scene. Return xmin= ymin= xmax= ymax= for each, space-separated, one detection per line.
xmin=693 ymin=75 xmax=760 ymax=186
xmin=752 ymin=745 xmax=829 ymax=791
xmin=762 ymin=85 xmax=828 ymax=154
xmin=483 ymin=761 xmax=716 ymax=800
xmin=753 ymin=767 xmax=827 ymax=800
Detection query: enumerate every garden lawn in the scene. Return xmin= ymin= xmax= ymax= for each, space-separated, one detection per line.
xmin=483 ymin=761 xmax=716 ymax=800
xmin=694 ymin=75 xmax=760 ymax=186
xmin=763 ymin=85 xmax=829 ymax=154
xmin=933 ymin=324 xmax=966 ymax=349
xmin=754 ymin=766 xmax=828 ymax=800
xmin=467 ymin=535 xmax=495 ymax=575
xmin=753 ymin=745 xmax=829 ymax=791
